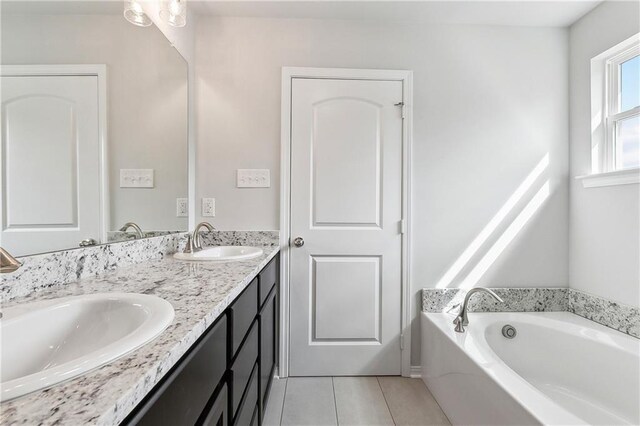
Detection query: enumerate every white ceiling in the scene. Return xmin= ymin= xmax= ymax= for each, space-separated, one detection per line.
xmin=1 ymin=0 xmax=602 ymax=27
xmin=191 ymin=0 xmax=602 ymax=27
xmin=1 ymin=1 xmax=122 ymax=15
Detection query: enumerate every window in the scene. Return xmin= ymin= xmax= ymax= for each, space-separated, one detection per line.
xmin=606 ymin=46 xmax=639 ymax=171
xmin=588 ymin=33 xmax=640 ymax=183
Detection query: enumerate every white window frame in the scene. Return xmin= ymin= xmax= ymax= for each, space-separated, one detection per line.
xmin=579 ymin=33 xmax=640 ymax=188
xmin=605 ymin=43 xmax=640 ymax=172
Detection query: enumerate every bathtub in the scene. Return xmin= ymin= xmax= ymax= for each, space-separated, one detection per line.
xmin=421 ymin=311 xmax=640 ymax=425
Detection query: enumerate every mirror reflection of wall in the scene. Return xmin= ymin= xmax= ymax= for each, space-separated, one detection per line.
xmin=1 ymin=2 xmax=188 ymax=256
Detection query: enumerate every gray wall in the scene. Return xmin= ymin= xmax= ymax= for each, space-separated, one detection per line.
xmin=569 ymin=1 xmax=640 ymax=308
xmin=195 ymin=17 xmax=570 ymax=365
xmin=2 ymin=14 xmax=189 ymax=233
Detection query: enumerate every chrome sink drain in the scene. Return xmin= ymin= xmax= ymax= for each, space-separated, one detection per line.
xmin=502 ymin=324 xmax=517 ymax=339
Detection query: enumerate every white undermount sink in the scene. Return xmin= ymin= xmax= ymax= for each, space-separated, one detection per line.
xmin=173 ymin=246 xmax=263 ymax=262
xmin=0 ymin=293 xmax=174 ymax=402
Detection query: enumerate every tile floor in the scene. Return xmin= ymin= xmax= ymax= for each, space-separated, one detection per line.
xmin=263 ymin=377 xmax=451 ymax=426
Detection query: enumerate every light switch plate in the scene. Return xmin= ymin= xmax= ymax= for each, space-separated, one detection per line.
xmin=202 ymin=198 xmax=215 ymax=217
xmin=120 ymin=169 xmax=154 ymax=188
xmin=176 ymin=198 xmax=188 ymax=217
xmin=237 ymin=169 xmax=270 ymax=188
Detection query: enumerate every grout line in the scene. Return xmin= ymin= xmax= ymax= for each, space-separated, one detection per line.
xmin=377 ymin=377 xmax=397 ymax=426
xmin=331 ymin=377 xmax=339 ymax=425
xmin=418 ymin=379 xmax=453 ymax=426
xmin=278 ymin=378 xmax=289 ymax=426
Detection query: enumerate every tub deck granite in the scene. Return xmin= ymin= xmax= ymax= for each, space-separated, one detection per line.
xmin=0 ymin=245 xmax=280 ymax=425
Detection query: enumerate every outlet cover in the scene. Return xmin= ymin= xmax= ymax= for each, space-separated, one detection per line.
xmin=202 ymin=198 xmax=215 ymax=217
xmin=237 ymin=169 xmax=270 ymax=188
xmin=176 ymin=198 xmax=188 ymax=217
xmin=120 ymin=169 xmax=154 ymax=188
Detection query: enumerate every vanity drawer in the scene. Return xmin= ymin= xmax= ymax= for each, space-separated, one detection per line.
xmin=250 ymin=402 xmax=259 ymax=426
xmin=229 ymin=278 xmax=258 ymax=357
xmin=202 ymin=383 xmax=228 ymax=426
xmin=230 ymin=320 xmax=259 ymax=417
xmin=126 ymin=315 xmax=227 ymax=426
xmin=234 ymin=364 xmax=258 ymax=426
xmin=258 ymin=255 xmax=278 ymax=308
xmin=259 ymin=288 xmax=277 ymax=410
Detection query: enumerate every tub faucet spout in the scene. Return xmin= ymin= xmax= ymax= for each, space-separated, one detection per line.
xmin=453 ymin=287 xmax=504 ymax=333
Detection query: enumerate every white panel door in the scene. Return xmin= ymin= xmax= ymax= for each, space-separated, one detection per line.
xmin=1 ymin=75 xmax=101 ymax=256
xmin=289 ymin=78 xmax=404 ymax=376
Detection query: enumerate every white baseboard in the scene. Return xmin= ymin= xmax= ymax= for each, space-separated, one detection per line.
xmin=273 ymin=365 xmax=422 ymax=379
xmin=278 ymin=367 xmax=422 ymax=378
xmin=410 ymin=365 xmax=422 ymax=378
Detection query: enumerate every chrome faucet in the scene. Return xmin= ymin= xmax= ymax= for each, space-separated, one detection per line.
xmin=119 ymin=222 xmax=144 ymax=239
xmin=189 ymin=222 xmax=216 ymax=252
xmin=453 ymin=287 xmax=504 ymax=333
xmin=0 ymin=247 xmax=21 ymax=274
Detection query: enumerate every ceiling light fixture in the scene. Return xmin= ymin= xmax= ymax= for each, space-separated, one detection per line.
xmin=124 ymin=0 xmax=153 ymax=27
xmin=160 ymin=0 xmax=187 ymax=28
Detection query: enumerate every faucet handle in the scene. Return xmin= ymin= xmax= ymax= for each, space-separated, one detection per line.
xmin=183 ymin=235 xmax=194 ymax=254
xmin=446 ymin=303 xmax=461 ymax=314
xmin=453 ymin=316 xmax=465 ymax=333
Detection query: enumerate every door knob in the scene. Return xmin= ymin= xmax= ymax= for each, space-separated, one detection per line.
xmin=293 ymin=237 xmax=304 ymax=247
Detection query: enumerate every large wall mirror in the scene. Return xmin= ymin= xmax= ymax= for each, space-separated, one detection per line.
xmin=1 ymin=1 xmax=188 ymax=256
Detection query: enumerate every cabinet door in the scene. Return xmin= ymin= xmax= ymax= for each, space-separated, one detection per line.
xmin=124 ymin=316 xmax=227 ymax=426
xmin=202 ymin=384 xmax=228 ymax=426
xmin=260 ymin=288 xmax=277 ymax=410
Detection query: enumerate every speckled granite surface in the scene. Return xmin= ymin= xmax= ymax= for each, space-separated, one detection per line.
xmin=0 ymin=231 xmax=280 ymax=425
xmin=198 ymin=230 xmax=280 ymax=247
xmin=107 ymin=230 xmax=280 ymax=244
xmin=422 ymin=288 xmax=639 ymax=338
xmin=107 ymin=230 xmax=183 ymax=242
xmin=0 ymin=233 xmax=187 ymax=303
xmin=421 ymin=288 xmax=568 ymax=313
xmin=567 ymin=290 xmax=640 ymax=338
xmin=0 ymin=231 xmax=279 ymax=304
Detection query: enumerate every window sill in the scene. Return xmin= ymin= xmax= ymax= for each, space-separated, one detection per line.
xmin=576 ymin=169 xmax=640 ymax=188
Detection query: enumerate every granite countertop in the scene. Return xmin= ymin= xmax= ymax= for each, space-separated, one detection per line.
xmin=0 ymin=244 xmax=280 ymax=425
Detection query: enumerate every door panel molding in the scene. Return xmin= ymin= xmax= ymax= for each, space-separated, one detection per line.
xmin=311 ymin=98 xmax=382 ymax=229
xmin=280 ymin=67 xmax=413 ymax=377
xmin=1 ymin=64 xmax=109 ymax=245
xmin=4 ymin=95 xmax=80 ymax=229
xmin=310 ymin=255 xmax=382 ymax=344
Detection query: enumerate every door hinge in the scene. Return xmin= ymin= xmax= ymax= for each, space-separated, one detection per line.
xmin=394 ymin=101 xmax=406 ymax=119
xmin=400 ymin=334 xmax=405 ymax=350
xmin=399 ymin=219 xmax=406 ymax=234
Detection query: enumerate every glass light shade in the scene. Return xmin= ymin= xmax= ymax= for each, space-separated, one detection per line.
xmin=159 ymin=0 xmax=187 ymax=28
xmin=124 ymin=0 xmax=153 ymax=27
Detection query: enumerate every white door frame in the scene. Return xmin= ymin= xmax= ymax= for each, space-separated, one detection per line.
xmin=1 ymin=64 xmax=109 ymax=243
xmin=279 ymin=67 xmax=413 ymax=377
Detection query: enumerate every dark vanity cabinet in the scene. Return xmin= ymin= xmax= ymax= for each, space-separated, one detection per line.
xmin=124 ymin=253 xmax=279 ymax=426
xmin=259 ymin=285 xmax=277 ymax=411
xmin=202 ymin=384 xmax=228 ymax=426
